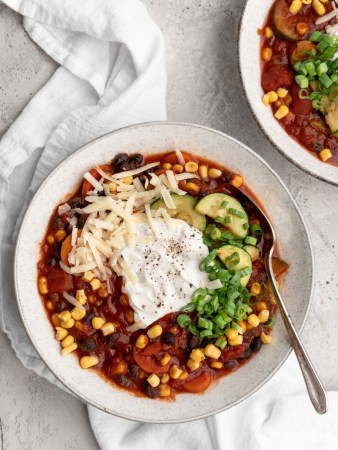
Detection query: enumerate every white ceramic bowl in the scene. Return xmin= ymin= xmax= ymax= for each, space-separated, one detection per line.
xmin=15 ymin=122 xmax=313 ymax=423
xmin=239 ymin=0 xmax=338 ymax=186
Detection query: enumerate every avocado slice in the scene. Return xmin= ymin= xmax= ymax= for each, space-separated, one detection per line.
xmin=321 ymin=95 xmax=338 ymax=134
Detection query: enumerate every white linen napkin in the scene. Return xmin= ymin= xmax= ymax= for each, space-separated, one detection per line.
xmin=0 ymin=1 xmax=337 ymax=450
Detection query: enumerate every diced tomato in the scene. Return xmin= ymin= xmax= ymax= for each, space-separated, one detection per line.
xmin=220 ymin=345 xmax=246 ymax=363
xmin=183 ymin=371 xmax=212 ymax=393
xmin=291 ymin=41 xmax=317 ymax=65
xmin=262 ymin=64 xmax=293 ymax=93
xmin=81 ymin=164 xmax=112 ymax=197
xmin=47 ymin=268 xmax=74 ymax=294
xmin=133 ymin=342 xmax=170 ymax=374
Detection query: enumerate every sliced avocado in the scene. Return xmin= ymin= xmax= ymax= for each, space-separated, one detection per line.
xmin=151 ymin=194 xmax=206 ymax=231
xmin=217 ymin=245 xmax=252 ymax=286
xmin=195 ymin=193 xmax=249 ymax=239
xmin=243 ymin=245 xmax=260 ymax=262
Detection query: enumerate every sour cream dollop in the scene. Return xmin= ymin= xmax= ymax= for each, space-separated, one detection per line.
xmin=121 ymin=218 xmax=209 ymax=329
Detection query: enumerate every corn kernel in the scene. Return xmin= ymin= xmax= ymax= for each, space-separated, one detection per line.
xmin=208 ymin=168 xmax=222 ymax=179
xmin=71 ymin=307 xmax=86 ymax=321
xmin=101 ymin=322 xmax=116 ymax=336
xmin=262 ymin=94 xmax=270 ymax=106
xmin=119 ymin=294 xmax=129 ymax=306
xmin=147 ymin=324 xmax=163 ymax=339
xmin=261 ymin=332 xmax=273 ymax=344
xmin=58 ymin=310 xmax=71 ymax=322
xmin=123 ymin=176 xmax=133 ymax=185
xmin=98 ymin=285 xmax=108 ymax=299
xmin=162 ymin=162 xmax=172 ymax=170
xmin=108 ymin=182 xmax=117 ymax=193
xmin=51 ymin=313 xmax=61 ymax=327
xmin=187 ymin=358 xmax=200 ymax=371
xmin=185 ymin=182 xmax=200 ymax=194
xmin=76 ymin=289 xmax=87 ymax=305
xmin=312 ymin=0 xmax=325 ymax=15
xmin=54 ymin=229 xmax=66 ymax=242
xmin=61 ymin=335 xmax=74 ymax=348
xmin=268 ymin=91 xmax=278 ymax=103
xmin=190 ymin=348 xmax=205 ymax=363
xmin=258 ymin=310 xmax=270 ymax=323
xmin=246 ymin=323 xmax=254 ymax=330
xmin=261 ymin=47 xmax=272 ymax=62
xmin=55 ymin=327 xmax=68 ymax=341
xmin=275 ymin=105 xmax=289 ymax=120
xmin=198 ymin=164 xmax=208 ymax=179
xmin=161 ymin=373 xmax=170 ymax=384
xmin=172 ymin=164 xmax=184 ymax=174
xmin=204 ymin=344 xmax=221 ymax=359
xmin=147 ymin=373 xmax=160 ymax=387
xmin=228 ymin=335 xmax=244 ymax=346
xmin=210 ymin=361 xmax=223 ymax=369
xmin=319 ymin=148 xmax=332 ymax=162
xmin=302 ymin=0 xmax=312 ymax=3
xmin=60 ymin=318 xmax=75 ymax=329
xmin=264 ymin=26 xmax=273 ymax=38
xmin=92 ymin=317 xmax=106 ymax=330
xmin=275 ymin=100 xmax=282 ymax=108
xmin=160 ymin=353 xmax=171 ymax=366
xmin=178 ymin=370 xmax=188 ymax=380
xmin=46 ymin=301 xmax=54 ymax=311
xmin=276 ymin=88 xmax=288 ymax=100
xmin=169 ymin=364 xmax=182 ymax=379
xmin=225 ymin=328 xmax=238 ymax=340
xmin=159 ymin=384 xmax=171 ymax=397
xmin=248 ymin=314 xmax=260 ymax=328
xmin=236 ymin=320 xmax=247 ymax=332
xmin=90 ymin=278 xmax=101 ymax=291
xmin=135 ymin=334 xmax=149 ymax=349
xmin=250 ymin=282 xmax=261 ymax=295
xmin=185 ymin=161 xmax=198 ymax=173
xmin=82 ymin=271 xmax=94 ymax=282
xmin=296 ymin=22 xmax=309 ymax=35
xmin=46 ymin=234 xmax=55 ymax=245
xmin=80 ymin=355 xmax=99 ymax=369
xmin=38 ymin=277 xmax=48 ymax=295
xmin=61 ymin=342 xmax=77 ymax=356
xmin=124 ymin=309 xmax=134 ymax=324
xmin=256 ymin=301 xmax=268 ymax=312
xmin=289 ymin=0 xmax=302 ymax=14
xmin=230 ymin=174 xmax=243 ymax=188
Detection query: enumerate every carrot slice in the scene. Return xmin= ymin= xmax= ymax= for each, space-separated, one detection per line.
xmin=61 ymin=230 xmax=82 ymax=265
xmin=183 ymin=371 xmax=212 ymax=393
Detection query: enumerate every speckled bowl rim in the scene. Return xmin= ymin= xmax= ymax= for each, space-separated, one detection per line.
xmin=14 ymin=121 xmax=314 ymax=423
xmin=238 ymin=0 xmax=338 ymax=187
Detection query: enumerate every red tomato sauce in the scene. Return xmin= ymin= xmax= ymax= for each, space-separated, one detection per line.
xmin=37 ymin=151 xmax=285 ymax=399
xmin=260 ymin=0 xmax=338 ymax=166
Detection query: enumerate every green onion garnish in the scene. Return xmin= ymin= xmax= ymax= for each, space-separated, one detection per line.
xmin=177 ymin=314 xmax=191 ymax=328
xmin=228 ymin=208 xmax=245 ymax=218
xmin=215 ymin=216 xmax=223 ymax=223
xmin=221 ymin=201 xmax=228 ymax=208
xmin=210 ymin=227 xmax=222 ymax=240
xmin=225 ymin=216 xmax=232 ymax=224
xmin=215 ymin=338 xmax=227 ymax=349
xmin=250 ymin=223 xmax=262 ymax=234
xmin=244 ymin=236 xmax=257 ymax=246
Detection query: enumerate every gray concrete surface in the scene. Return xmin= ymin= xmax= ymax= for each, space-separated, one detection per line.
xmin=1 ymin=1 xmax=337 ymax=449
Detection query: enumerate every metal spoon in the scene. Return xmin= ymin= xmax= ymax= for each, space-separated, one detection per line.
xmin=227 ymin=185 xmax=327 ymax=414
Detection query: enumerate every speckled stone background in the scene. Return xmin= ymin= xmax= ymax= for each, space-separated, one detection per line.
xmin=0 ymin=1 xmax=337 ymax=449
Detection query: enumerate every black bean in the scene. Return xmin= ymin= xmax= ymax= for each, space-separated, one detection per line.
xmin=112 ymin=153 xmax=128 ymax=168
xmin=97 ymin=190 xmax=105 ymax=197
xmin=223 ymin=360 xmax=237 ymax=370
xmin=53 ymin=244 xmax=61 ymax=261
xmin=49 ymin=293 xmax=59 ymax=303
xmin=144 ymin=382 xmax=160 ymax=398
xmin=128 ymin=364 xmax=140 ymax=381
xmin=128 ymin=153 xmax=143 ymax=167
xmin=47 ymin=257 xmax=56 ymax=267
xmin=240 ymin=348 xmax=252 ymax=360
xmin=143 ymin=165 xmax=160 ymax=175
xmin=68 ymin=197 xmax=87 ymax=208
xmin=78 ymin=337 xmax=98 ymax=352
xmin=250 ymin=337 xmax=262 ymax=353
xmin=51 ymin=216 xmax=65 ymax=231
xmin=222 ymin=172 xmax=232 ymax=183
xmin=162 ymin=331 xmax=176 ymax=345
xmin=106 ymin=332 xmax=120 ymax=349
xmin=55 ymin=300 xmax=69 ymax=313
xmin=188 ymin=335 xmax=200 ymax=350
xmin=115 ymin=374 xmax=133 ymax=388
xmin=84 ymin=313 xmax=95 ymax=326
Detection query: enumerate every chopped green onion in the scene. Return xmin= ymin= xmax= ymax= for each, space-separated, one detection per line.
xmin=244 ymin=236 xmax=257 ymax=246
xmin=210 ymin=227 xmax=222 ymax=240
xmin=224 ymin=252 xmax=240 ymax=269
xmin=215 ymin=216 xmax=223 ymax=223
xmin=232 ymin=322 xmax=244 ymax=334
xmin=298 ymin=88 xmax=309 ymax=100
xmin=243 ymin=222 xmax=249 ymax=230
xmin=221 ymin=201 xmax=228 ymax=208
xmin=295 ymin=74 xmax=309 ymax=89
xmin=188 ymin=324 xmax=199 ymax=336
xmin=317 ymin=40 xmax=329 ymax=53
xmin=200 ymin=249 xmax=218 ymax=271
xmin=213 ymin=314 xmax=227 ymax=329
xmin=228 ymin=208 xmax=245 ymax=218
xmin=309 ymin=31 xmax=322 ymax=42
xmin=180 ymin=302 xmax=196 ymax=312
xmin=264 ymin=317 xmax=276 ymax=327
xmin=225 ymin=216 xmax=232 ymax=224
xmin=317 ymin=62 xmax=328 ymax=76
xmin=198 ymin=317 xmax=213 ymax=330
xmin=192 ymin=288 xmax=208 ymax=302
xmin=304 ymin=61 xmax=316 ymax=77
xmin=200 ymin=329 xmax=213 ymax=338
xmin=177 ymin=314 xmax=191 ymax=328
xmin=293 ymin=61 xmax=302 ymax=72
xmin=319 ymin=73 xmax=333 ymax=89
xmin=215 ymin=338 xmax=227 ymax=349
xmin=250 ymin=223 xmax=262 ymax=234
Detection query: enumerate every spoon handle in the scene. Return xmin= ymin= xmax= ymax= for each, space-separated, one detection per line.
xmin=265 ymin=254 xmax=327 ymax=415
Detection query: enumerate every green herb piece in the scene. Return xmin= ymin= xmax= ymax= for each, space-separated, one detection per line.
xmin=177 ymin=314 xmax=192 ymax=328
xmin=221 ymin=201 xmax=228 ymax=208
xmin=215 ymin=338 xmax=227 ymax=349
xmin=228 ymin=208 xmax=245 ymax=218
xmin=250 ymin=223 xmax=262 ymax=234
xmin=244 ymin=236 xmax=257 ymax=246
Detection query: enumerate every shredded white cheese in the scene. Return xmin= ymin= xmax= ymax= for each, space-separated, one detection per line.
xmin=83 ymin=172 xmax=104 ymax=192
